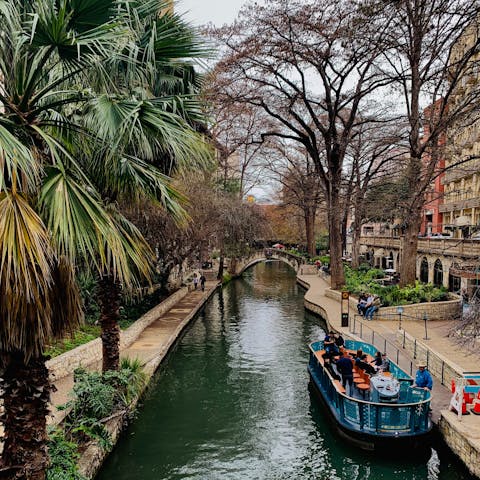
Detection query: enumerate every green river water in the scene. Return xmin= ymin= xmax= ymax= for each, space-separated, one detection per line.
xmin=97 ymin=261 xmax=474 ymax=480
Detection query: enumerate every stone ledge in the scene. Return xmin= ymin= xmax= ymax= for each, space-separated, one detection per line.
xmin=438 ymin=410 xmax=480 ymax=478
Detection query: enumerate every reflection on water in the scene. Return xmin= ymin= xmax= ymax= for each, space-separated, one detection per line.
xmin=98 ymin=262 xmax=473 ymax=480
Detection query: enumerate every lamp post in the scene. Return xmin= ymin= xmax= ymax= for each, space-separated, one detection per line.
xmin=423 ymin=312 xmax=429 ymax=340
xmin=397 ymin=306 xmax=404 ymax=330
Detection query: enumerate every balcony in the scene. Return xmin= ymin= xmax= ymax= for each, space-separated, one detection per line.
xmin=360 ymin=236 xmax=480 ymax=259
xmin=439 ymin=197 xmax=480 ymax=213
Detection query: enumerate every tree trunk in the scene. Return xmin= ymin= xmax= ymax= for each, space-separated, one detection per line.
xmin=351 ymin=219 xmax=362 ymax=269
xmin=98 ymin=274 xmax=122 ymax=372
xmin=351 ymin=201 xmax=365 ymax=269
xmin=305 ymin=208 xmax=316 ymax=257
xmin=341 ymin=205 xmax=349 ymax=256
xmin=328 ymin=189 xmax=345 ymax=289
xmin=1 ymin=352 xmax=51 ymax=480
xmin=217 ymin=256 xmax=224 ymax=281
xmin=399 ymin=218 xmax=421 ymax=287
xmin=228 ymin=257 xmax=238 ymax=275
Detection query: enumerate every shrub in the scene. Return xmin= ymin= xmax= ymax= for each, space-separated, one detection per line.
xmin=61 ymin=359 xmax=147 ymax=450
xmin=47 ymin=428 xmax=85 ymax=480
xmin=344 ymin=266 xmax=449 ymax=306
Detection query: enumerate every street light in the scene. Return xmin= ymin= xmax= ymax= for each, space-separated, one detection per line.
xmin=397 ymin=306 xmax=404 ymax=330
xmin=423 ymin=312 xmax=429 ymax=340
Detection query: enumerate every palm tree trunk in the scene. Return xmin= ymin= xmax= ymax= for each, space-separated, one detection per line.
xmin=98 ymin=274 xmax=122 ymax=372
xmin=1 ymin=352 xmax=51 ymax=480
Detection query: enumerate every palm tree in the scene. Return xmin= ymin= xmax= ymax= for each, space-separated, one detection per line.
xmin=77 ymin=0 xmax=211 ymax=372
xmin=0 ymin=0 xmax=210 ymax=474
xmin=0 ymin=1 xmax=144 ymax=476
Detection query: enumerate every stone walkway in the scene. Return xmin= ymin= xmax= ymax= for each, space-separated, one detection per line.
xmin=50 ymin=280 xmax=219 ymax=423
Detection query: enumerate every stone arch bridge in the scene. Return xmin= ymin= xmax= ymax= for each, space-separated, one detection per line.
xmin=229 ymin=249 xmax=311 ymax=276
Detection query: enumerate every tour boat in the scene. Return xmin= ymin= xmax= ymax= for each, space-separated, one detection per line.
xmin=308 ymin=339 xmax=432 ymax=452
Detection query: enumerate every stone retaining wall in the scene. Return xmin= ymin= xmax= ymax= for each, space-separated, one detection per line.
xmin=47 ymin=287 xmax=189 ymax=380
xmin=438 ymin=411 xmax=480 ymax=479
xmin=379 ymin=296 xmax=461 ymax=321
xmin=327 ymin=288 xmax=461 ymax=321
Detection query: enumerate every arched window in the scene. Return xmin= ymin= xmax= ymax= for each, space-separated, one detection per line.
xmin=433 ymin=259 xmax=443 ymax=286
xmin=420 ymin=258 xmax=429 ymax=283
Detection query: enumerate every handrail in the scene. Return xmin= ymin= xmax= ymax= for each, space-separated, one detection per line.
xmin=349 ymin=314 xmax=454 ymax=386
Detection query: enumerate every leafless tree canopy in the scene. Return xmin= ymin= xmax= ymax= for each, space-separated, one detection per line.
xmin=210 ymin=0 xmax=394 ymax=288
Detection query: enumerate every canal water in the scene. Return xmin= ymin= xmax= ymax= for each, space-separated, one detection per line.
xmin=98 ymin=262 xmax=473 ymax=480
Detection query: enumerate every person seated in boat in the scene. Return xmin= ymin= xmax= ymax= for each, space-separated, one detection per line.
xmin=335 ymin=333 xmax=344 ymax=348
xmin=335 ymin=350 xmax=354 ymax=392
xmin=370 ymin=351 xmax=383 ymax=370
xmin=352 ymin=349 xmax=363 ymax=361
xmin=380 ymin=353 xmax=390 ymax=372
xmin=324 ymin=331 xmax=335 ymax=342
xmin=414 ymin=363 xmax=433 ymax=391
xmin=356 ymin=354 xmax=376 ymax=375
xmin=323 ymin=340 xmax=340 ymax=360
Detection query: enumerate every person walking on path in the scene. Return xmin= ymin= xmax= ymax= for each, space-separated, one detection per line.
xmin=414 ymin=363 xmax=433 ymax=391
xmin=193 ymin=273 xmax=198 ymax=290
xmin=200 ymin=273 xmax=206 ymax=291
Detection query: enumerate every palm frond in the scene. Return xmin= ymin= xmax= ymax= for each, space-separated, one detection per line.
xmin=0 ymin=191 xmax=54 ymax=358
xmin=0 ymin=121 xmax=41 ymax=194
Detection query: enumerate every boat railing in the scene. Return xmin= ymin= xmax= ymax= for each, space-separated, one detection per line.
xmin=308 ymin=343 xmax=431 ymax=435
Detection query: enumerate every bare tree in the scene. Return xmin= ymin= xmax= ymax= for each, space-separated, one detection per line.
xmin=210 ymin=0 xmax=393 ymax=288
xmin=347 ymin=121 xmax=406 ymax=267
xmin=375 ymin=0 xmax=480 ymax=286
xmin=208 ymin=95 xmax=268 ymax=197
xmin=263 ymin=141 xmax=325 ymax=256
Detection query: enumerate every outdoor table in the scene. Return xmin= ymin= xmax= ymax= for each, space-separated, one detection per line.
xmin=370 ymin=373 xmax=400 ymax=402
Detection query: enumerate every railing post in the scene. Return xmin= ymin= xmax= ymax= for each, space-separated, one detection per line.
xmin=441 ymin=361 xmax=445 ymax=385
xmin=414 ymin=339 xmax=417 ymax=359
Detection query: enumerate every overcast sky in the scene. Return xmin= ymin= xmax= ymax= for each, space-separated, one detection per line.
xmin=179 ymin=0 xmax=246 ymax=26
